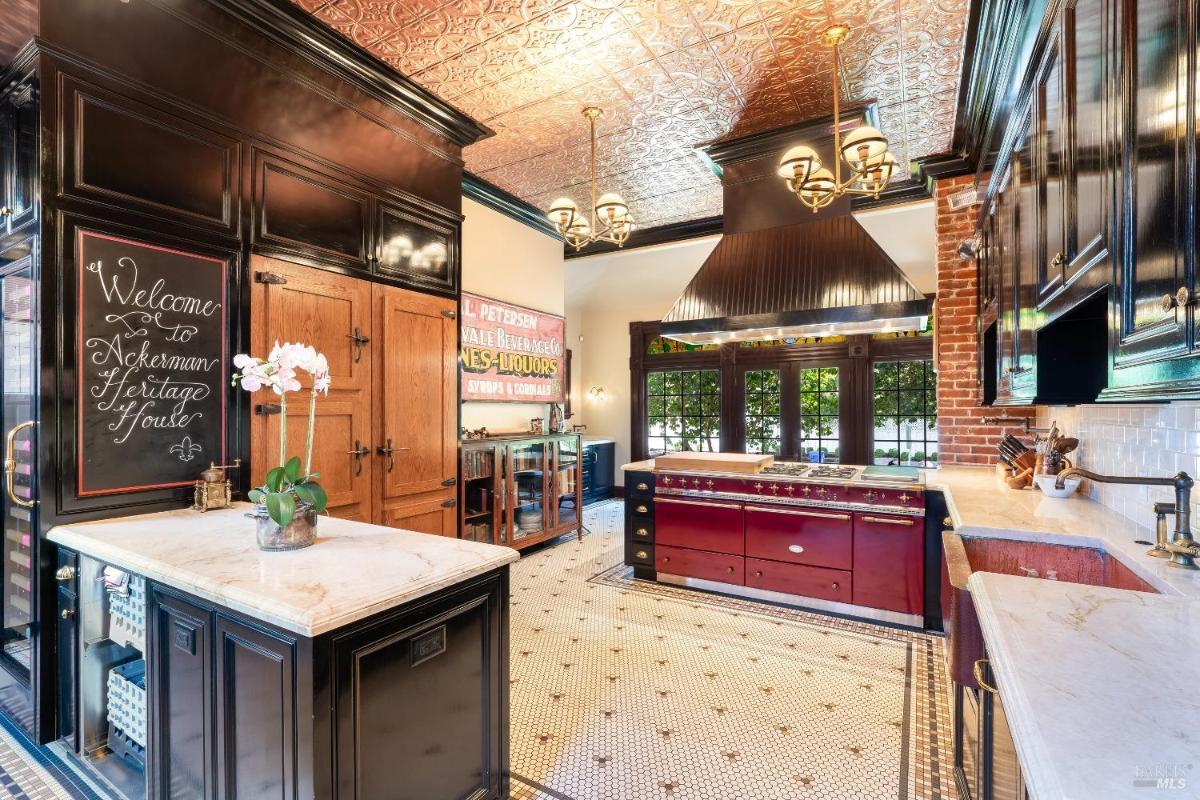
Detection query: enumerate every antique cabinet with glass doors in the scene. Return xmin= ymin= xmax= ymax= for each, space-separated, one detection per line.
xmin=461 ymin=433 xmax=583 ymax=549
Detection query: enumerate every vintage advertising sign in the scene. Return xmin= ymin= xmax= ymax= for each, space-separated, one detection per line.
xmin=460 ymin=293 xmax=564 ymax=403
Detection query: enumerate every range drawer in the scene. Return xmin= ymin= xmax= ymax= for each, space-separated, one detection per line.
xmin=656 ymin=545 xmax=744 ymax=585
xmin=744 ymin=505 xmax=852 ymax=569
xmin=627 ymin=498 xmax=654 ymax=518
xmin=655 ymin=496 xmax=744 ymax=555
xmin=745 ymin=558 xmax=852 ymax=604
xmin=852 ymin=512 xmax=924 ymax=614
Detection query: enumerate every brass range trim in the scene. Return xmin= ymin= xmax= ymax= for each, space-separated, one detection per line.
xmin=655 ymin=486 xmax=924 ymax=518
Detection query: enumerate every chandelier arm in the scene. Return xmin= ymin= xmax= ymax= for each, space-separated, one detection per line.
xmin=831 ymin=34 xmax=841 ymax=190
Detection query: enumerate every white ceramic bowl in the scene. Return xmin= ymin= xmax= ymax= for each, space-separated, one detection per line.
xmin=1035 ymin=474 xmax=1081 ymax=498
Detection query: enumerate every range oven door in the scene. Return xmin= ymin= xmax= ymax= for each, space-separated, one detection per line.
xmin=654 ymin=496 xmax=744 ymax=555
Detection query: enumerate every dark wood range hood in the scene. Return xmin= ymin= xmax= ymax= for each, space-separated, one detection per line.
xmin=661 ymin=113 xmax=931 ymax=344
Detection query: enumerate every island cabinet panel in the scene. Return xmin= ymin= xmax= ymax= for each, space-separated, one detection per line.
xmin=144 ymin=567 xmax=509 ymax=800
xmin=330 ymin=570 xmax=509 ymax=800
xmin=655 ymin=545 xmax=745 ymax=585
xmin=852 ymin=513 xmax=925 ymax=614
xmin=655 ymin=497 xmax=745 ymax=555
xmin=148 ymin=588 xmax=215 ymax=800
xmin=744 ymin=505 xmax=852 ymax=570
xmin=214 ymin=615 xmax=302 ymax=800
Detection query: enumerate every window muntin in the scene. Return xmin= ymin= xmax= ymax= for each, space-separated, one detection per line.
xmin=743 ymin=369 xmax=781 ymax=454
xmin=798 ymin=366 xmax=840 ymax=463
xmin=646 ymin=369 xmax=720 ymax=455
xmin=872 ymin=360 xmax=938 ymax=466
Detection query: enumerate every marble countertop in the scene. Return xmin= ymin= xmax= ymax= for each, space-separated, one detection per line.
xmin=969 ymin=572 xmax=1200 ymax=799
xmin=48 ymin=504 xmax=519 ymax=636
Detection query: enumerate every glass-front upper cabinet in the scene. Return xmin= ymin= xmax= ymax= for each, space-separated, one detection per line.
xmin=549 ymin=436 xmax=582 ymax=530
xmin=507 ymin=439 xmax=546 ymax=545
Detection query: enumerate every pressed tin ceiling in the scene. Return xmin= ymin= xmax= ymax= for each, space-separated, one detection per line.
xmin=291 ymin=0 xmax=970 ymax=228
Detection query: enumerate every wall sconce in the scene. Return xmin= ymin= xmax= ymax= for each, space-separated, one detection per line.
xmin=587 ymin=386 xmax=607 ymax=402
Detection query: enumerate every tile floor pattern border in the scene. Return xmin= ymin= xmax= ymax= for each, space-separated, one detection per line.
xmin=508 ymin=500 xmax=956 ymax=800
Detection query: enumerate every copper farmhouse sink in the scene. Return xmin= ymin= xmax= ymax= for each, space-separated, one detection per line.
xmin=940 ymin=532 xmax=1157 ymax=687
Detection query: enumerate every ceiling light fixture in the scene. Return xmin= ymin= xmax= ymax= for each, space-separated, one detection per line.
xmin=778 ymin=25 xmax=897 ymax=212
xmin=546 ymin=107 xmax=636 ymax=250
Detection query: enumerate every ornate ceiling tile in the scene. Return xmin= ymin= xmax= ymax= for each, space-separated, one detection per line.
xmin=290 ymin=0 xmax=970 ymax=229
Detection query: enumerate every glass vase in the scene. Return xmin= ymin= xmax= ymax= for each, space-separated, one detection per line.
xmin=249 ymin=501 xmax=318 ymax=551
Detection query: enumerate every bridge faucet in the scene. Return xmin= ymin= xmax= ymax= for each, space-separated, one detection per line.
xmin=1055 ymin=469 xmax=1197 ymax=570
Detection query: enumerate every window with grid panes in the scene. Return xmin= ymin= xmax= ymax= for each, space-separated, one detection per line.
xmin=872 ymin=360 xmax=938 ymax=466
xmin=645 ymin=369 xmax=720 ymax=455
xmin=743 ymin=369 xmax=781 ymax=454
xmin=798 ymin=366 xmax=840 ymax=463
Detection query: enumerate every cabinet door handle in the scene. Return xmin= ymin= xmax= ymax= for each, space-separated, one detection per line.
xmin=746 ymin=506 xmax=849 ymax=521
xmin=861 ymin=515 xmax=915 ymax=526
xmin=346 ymin=440 xmax=370 ymax=476
xmin=1161 ymin=286 xmax=1192 ymax=313
xmin=635 ymin=504 xmax=649 ymax=514
xmin=61 ymin=609 xmax=75 ymax=620
xmin=376 ymin=439 xmax=408 ymax=472
xmin=636 ymin=550 xmax=648 ymax=560
xmin=973 ymin=659 xmax=999 ymax=694
xmin=4 ymin=420 xmax=35 ymax=509
xmin=635 ymin=528 xmax=649 ymax=537
xmin=655 ymin=497 xmax=740 ymax=510
xmin=56 ymin=566 xmax=75 ymax=582
xmin=636 ymin=482 xmax=649 ymax=491
xmin=1050 ymin=251 xmax=1065 ymax=268
xmin=346 ymin=326 xmax=370 ymax=362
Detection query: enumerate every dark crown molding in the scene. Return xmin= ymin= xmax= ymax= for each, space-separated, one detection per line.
xmin=462 ymin=173 xmax=563 ymax=240
xmin=215 ymin=0 xmax=494 ymax=148
xmin=563 ymin=216 xmax=723 ymax=259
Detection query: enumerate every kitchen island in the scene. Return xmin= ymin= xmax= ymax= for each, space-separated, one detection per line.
xmin=47 ymin=505 xmax=518 ymax=800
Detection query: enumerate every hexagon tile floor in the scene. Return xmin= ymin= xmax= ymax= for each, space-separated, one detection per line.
xmin=508 ymin=500 xmax=955 ymax=800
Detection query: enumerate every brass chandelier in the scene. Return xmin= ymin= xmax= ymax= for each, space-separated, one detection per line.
xmin=545 ymin=107 xmax=635 ymax=250
xmin=778 ymin=24 xmax=898 ymax=212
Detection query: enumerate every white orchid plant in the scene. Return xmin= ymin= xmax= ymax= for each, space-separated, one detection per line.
xmin=232 ymin=342 xmax=331 ymax=526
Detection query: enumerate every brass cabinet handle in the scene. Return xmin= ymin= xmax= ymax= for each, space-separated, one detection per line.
xmin=346 ymin=440 xmax=370 ymax=476
xmin=943 ymin=516 xmax=954 ymax=529
xmin=1161 ymin=287 xmax=1192 ymax=313
xmin=635 ymin=528 xmax=649 ymax=537
xmin=55 ymin=566 xmax=75 ymax=582
xmin=636 ymin=550 xmax=648 ymax=560
xmin=61 ymin=609 xmax=75 ymax=620
xmin=636 ymin=482 xmax=649 ymax=491
xmin=4 ymin=420 xmax=35 ymax=509
xmin=635 ymin=504 xmax=649 ymax=514
xmin=973 ymin=659 xmax=999 ymax=694
xmin=861 ymin=515 xmax=915 ymax=526
xmin=655 ymin=497 xmax=741 ymax=510
xmin=1050 ymin=251 xmax=1065 ymax=267
xmin=746 ymin=506 xmax=850 ymax=521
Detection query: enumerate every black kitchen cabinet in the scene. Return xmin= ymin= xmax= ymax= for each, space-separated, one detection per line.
xmin=0 ymin=72 xmax=37 ymax=240
xmin=582 ymin=441 xmax=615 ymax=504
xmin=624 ymin=471 xmax=656 ymax=579
xmin=55 ymin=551 xmax=508 ymax=800
xmin=976 ymin=0 xmax=1200 ymax=403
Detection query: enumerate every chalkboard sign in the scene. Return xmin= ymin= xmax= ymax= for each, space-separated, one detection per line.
xmin=76 ymin=230 xmax=228 ymax=496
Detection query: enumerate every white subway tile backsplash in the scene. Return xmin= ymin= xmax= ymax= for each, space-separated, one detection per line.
xmin=1038 ymin=402 xmax=1200 ymax=526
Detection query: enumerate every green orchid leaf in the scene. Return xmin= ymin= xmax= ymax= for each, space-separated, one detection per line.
xmin=265 ymin=467 xmax=285 ymax=493
xmin=284 ymin=456 xmax=303 ymax=483
xmin=292 ymin=483 xmax=316 ymax=507
xmin=299 ymin=482 xmax=328 ymax=512
xmin=247 ymin=488 xmax=265 ymax=504
xmin=265 ymin=491 xmax=295 ymax=527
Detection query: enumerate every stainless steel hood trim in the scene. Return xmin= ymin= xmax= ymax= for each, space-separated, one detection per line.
xmin=659 ymin=298 xmax=932 ymax=337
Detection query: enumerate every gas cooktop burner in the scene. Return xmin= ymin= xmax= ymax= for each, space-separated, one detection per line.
xmin=807 ymin=465 xmax=859 ymax=480
xmin=759 ymin=462 xmax=810 ymax=477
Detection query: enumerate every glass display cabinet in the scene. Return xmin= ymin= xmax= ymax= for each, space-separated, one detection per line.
xmin=460 ymin=433 xmax=583 ymax=549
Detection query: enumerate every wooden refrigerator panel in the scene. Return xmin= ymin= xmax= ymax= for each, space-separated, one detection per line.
xmin=250 ymin=255 xmax=373 ymax=521
xmin=374 ymin=285 xmax=458 ymax=503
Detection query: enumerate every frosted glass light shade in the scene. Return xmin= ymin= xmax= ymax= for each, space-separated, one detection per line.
xmin=547 ymin=197 xmax=578 ymax=227
xmin=799 ymin=167 xmax=836 ymax=204
xmin=777 ymin=145 xmax=821 ymax=185
xmin=595 ymin=192 xmax=628 ymax=220
xmin=840 ymin=126 xmax=888 ymax=171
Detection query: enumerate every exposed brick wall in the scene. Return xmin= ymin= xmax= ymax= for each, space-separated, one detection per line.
xmin=934 ymin=175 xmax=1037 ymax=465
